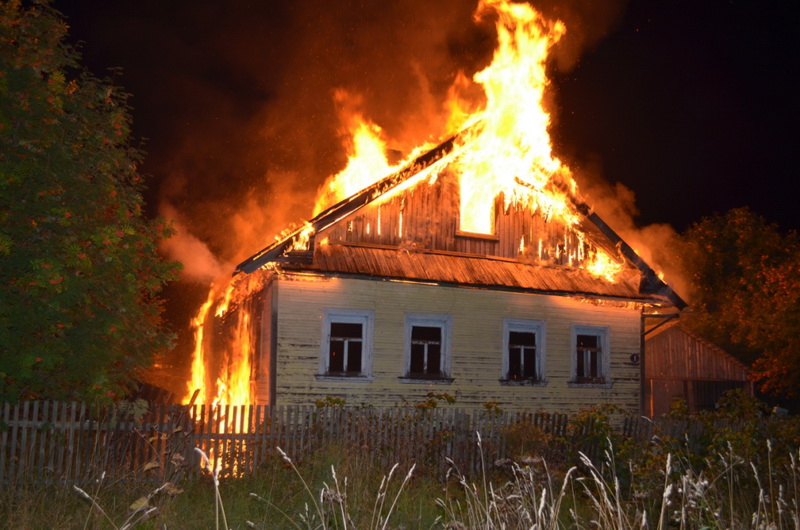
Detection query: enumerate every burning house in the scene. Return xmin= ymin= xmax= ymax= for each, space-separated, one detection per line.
xmin=185 ymin=0 xmax=686 ymax=414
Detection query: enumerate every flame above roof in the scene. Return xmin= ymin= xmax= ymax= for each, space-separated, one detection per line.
xmin=235 ymin=130 xmax=686 ymax=309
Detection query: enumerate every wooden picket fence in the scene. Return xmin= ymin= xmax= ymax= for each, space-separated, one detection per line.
xmin=1 ymin=401 xmax=609 ymax=485
xmin=1 ymin=400 xmax=722 ymax=486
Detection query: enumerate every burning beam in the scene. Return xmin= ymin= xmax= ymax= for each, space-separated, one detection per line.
xmin=235 ymin=124 xmax=478 ymax=274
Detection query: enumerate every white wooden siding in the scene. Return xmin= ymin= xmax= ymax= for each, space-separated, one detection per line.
xmin=269 ymin=274 xmax=642 ymax=414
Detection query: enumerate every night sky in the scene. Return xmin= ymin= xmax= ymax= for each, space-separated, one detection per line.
xmin=51 ymin=0 xmax=799 ymax=330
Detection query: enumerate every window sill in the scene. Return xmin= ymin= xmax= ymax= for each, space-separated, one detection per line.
xmin=316 ymin=374 xmax=373 ymax=383
xmin=567 ymin=380 xmax=613 ymax=389
xmin=398 ymin=376 xmax=454 ymax=385
xmin=499 ymin=379 xmax=548 ymax=387
xmin=455 ymin=230 xmax=499 ymax=241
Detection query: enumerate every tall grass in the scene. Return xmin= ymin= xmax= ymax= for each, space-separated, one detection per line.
xmin=3 ymin=393 xmax=800 ymax=528
xmin=3 ymin=440 xmax=799 ymax=528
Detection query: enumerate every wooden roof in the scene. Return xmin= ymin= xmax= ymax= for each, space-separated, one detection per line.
xmin=236 ymin=127 xmax=686 ymax=308
xmin=279 ymin=242 xmax=662 ymax=302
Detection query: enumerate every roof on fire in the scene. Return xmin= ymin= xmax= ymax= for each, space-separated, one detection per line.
xmin=235 ymin=129 xmax=687 ymax=309
xmin=280 ymin=243 xmax=653 ymax=302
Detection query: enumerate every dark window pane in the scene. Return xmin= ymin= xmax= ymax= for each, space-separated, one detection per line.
xmin=575 ymin=333 xmax=603 ymax=382
xmin=331 ymin=322 xmax=362 ymax=339
xmin=410 ymin=343 xmax=425 ymax=373
xmin=523 ymin=347 xmax=537 ymax=379
xmin=509 ymin=331 xmax=536 ymax=347
xmin=508 ymin=331 xmax=537 ymax=381
xmin=509 ymin=346 xmax=522 ymax=379
xmin=329 ymin=340 xmax=344 ymax=372
xmin=427 ymin=344 xmax=441 ymax=375
xmin=412 ymin=326 xmax=441 ymax=343
xmin=347 ymin=342 xmax=362 ymax=373
xmin=577 ymin=334 xmax=597 ymax=349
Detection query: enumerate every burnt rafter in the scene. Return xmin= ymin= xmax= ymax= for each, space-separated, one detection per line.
xmin=520 ymin=177 xmax=687 ymax=309
xmin=573 ymin=201 xmax=687 ymax=310
xmin=235 ymin=127 xmax=475 ymax=275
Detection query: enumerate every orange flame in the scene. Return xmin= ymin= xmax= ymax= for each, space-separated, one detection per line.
xmin=185 ymin=276 xmax=256 ymax=407
xmin=184 ymin=0 xmax=628 ymax=409
xmin=453 ymin=0 xmax=572 ymax=235
xmin=313 ymin=90 xmax=396 ymax=216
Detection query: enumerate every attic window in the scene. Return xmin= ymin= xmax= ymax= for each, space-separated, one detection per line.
xmin=459 ymin=185 xmax=496 ymax=235
xmin=318 ymin=309 xmax=374 ymax=380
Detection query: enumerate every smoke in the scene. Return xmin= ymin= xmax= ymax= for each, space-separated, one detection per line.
xmin=531 ymin=0 xmax=629 ymax=72
xmin=158 ymin=203 xmax=228 ymax=283
xmin=572 ymin=164 xmax=690 ymax=301
xmin=75 ymin=0 xmax=656 ymax=330
xmin=136 ymin=0 xmax=629 ymax=272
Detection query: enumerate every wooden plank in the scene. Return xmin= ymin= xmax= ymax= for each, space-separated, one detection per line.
xmin=27 ymin=401 xmax=41 ymax=480
xmin=245 ymin=404 xmax=254 ymax=474
xmin=45 ymin=401 xmax=59 ymax=482
xmin=227 ymin=404 xmax=236 ymax=478
xmin=222 ymin=404 xmax=232 ymax=478
xmin=16 ymin=401 xmax=30 ymax=480
xmin=5 ymin=403 xmax=20 ymax=481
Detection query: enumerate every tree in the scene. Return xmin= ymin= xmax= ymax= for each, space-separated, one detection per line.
xmin=0 ymin=1 xmax=179 ymax=401
xmin=678 ymin=207 xmax=800 ymax=398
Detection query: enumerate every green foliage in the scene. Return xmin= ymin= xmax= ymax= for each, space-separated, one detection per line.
xmin=0 ymin=1 xmax=179 ymax=401
xmin=413 ymin=390 xmax=456 ymax=411
xmin=678 ymin=207 xmax=800 ymax=398
xmin=502 ymin=416 xmax=557 ymax=461
xmin=314 ymin=395 xmax=346 ymax=408
xmin=566 ymin=403 xmax=625 ymax=462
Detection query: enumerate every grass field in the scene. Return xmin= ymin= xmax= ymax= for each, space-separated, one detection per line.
xmin=3 ymin=392 xmax=800 ymax=529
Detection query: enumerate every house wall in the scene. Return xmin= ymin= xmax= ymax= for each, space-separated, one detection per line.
xmin=266 ymin=273 xmax=643 ymax=414
xmin=253 ymin=282 xmax=275 ymax=406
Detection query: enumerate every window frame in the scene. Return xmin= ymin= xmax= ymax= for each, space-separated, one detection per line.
xmin=501 ymin=319 xmax=546 ymax=385
xmin=569 ymin=324 xmax=612 ymax=387
xmin=400 ymin=313 xmax=453 ymax=383
xmin=317 ymin=309 xmax=374 ymax=381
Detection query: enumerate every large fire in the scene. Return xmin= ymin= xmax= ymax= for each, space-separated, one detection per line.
xmin=184 ymin=0 xmax=624 ymax=406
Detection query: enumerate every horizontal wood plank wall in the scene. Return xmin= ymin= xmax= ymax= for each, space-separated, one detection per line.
xmin=319 ymin=171 xmax=604 ymax=269
xmin=275 ymin=276 xmax=641 ymax=414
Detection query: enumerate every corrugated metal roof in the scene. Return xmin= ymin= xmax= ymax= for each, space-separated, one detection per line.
xmin=280 ymin=243 xmax=662 ymax=302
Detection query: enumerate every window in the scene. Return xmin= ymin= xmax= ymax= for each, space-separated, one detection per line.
xmin=402 ymin=314 xmax=452 ymax=382
xmin=319 ymin=310 xmax=374 ymax=379
xmin=570 ymin=325 xmax=610 ymax=385
xmin=502 ymin=319 xmax=545 ymax=384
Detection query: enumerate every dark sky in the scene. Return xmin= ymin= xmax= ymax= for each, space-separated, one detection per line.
xmin=52 ymin=0 xmax=799 ymax=323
